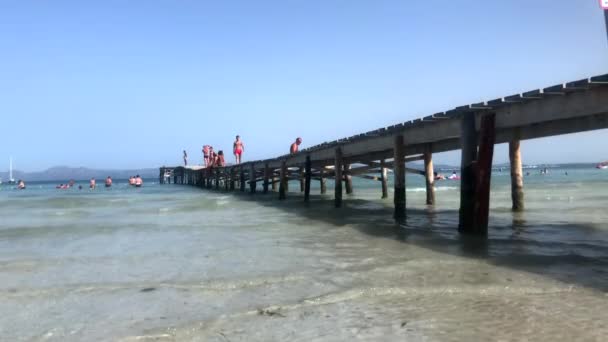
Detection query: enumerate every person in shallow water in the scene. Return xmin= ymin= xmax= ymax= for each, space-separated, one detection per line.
xmin=89 ymin=178 xmax=96 ymax=190
xmin=233 ymin=135 xmax=244 ymax=164
xmin=17 ymin=180 xmax=25 ymax=190
xmin=134 ymin=175 xmax=143 ymax=187
xmin=290 ymin=137 xmax=302 ymax=154
xmin=128 ymin=176 xmax=135 ymax=186
xmin=105 ymin=176 xmax=112 ymax=188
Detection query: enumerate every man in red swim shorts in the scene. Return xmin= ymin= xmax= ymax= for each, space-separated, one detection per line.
xmin=233 ymin=135 xmax=244 ymax=164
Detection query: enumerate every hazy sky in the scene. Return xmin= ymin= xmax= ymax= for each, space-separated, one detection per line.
xmin=1 ymin=0 xmax=607 ymax=171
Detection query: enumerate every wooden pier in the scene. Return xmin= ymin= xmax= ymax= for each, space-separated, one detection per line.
xmin=160 ymin=74 xmax=608 ymax=235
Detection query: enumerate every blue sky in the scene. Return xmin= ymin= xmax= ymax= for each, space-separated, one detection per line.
xmin=1 ymin=0 xmax=607 ymax=171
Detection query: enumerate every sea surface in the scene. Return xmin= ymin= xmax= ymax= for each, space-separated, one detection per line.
xmin=1 ymin=167 xmax=608 ymax=341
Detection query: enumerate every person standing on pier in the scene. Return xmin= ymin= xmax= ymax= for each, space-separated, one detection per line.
xmin=202 ymin=145 xmax=210 ymax=167
xmin=290 ymin=137 xmax=302 ymax=154
xmin=183 ymin=150 xmax=188 ymax=166
xmin=233 ymin=135 xmax=244 ymax=164
xmin=217 ymin=151 xmax=225 ymax=167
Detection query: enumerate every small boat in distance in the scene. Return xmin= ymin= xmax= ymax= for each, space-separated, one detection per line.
xmin=596 ymin=161 xmax=608 ymax=169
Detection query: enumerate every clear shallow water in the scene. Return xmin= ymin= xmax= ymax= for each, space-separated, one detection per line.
xmin=1 ymin=169 xmax=608 ymax=341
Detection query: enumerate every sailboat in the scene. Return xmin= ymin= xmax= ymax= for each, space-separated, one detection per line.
xmin=8 ymin=157 xmax=15 ymax=184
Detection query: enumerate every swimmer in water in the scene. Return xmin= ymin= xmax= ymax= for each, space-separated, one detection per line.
xmin=17 ymin=180 xmax=25 ymax=190
xmin=134 ymin=175 xmax=143 ymax=187
xmin=89 ymin=178 xmax=96 ymax=190
xmin=105 ymin=176 xmax=112 ymax=188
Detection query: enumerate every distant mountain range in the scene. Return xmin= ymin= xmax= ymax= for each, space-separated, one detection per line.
xmin=0 ymin=166 xmax=159 ymax=182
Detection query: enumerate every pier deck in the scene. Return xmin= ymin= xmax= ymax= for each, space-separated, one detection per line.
xmin=161 ymin=73 xmax=608 ymax=235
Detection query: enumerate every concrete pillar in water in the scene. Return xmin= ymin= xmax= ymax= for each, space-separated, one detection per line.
xmin=279 ymin=161 xmax=287 ymax=200
xmin=345 ymin=163 xmax=353 ymax=195
xmin=304 ymin=156 xmax=312 ymax=202
xmin=509 ymin=138 xmax=524 ymax=211
xmin=300 ymin=167 xmax=305 ymax=192
xmin=459 ymin=112 xmax=477 ymax=232
xmin=380 ymin=160 xmax=388 ymax=199
xmin=424 ymin=145 xmax=435 ymax=205
xmin=230 ymin=167 xmax=236 ymax=191
xmin=473 ymin=114 xmax=496 ymax=233
xmin=263 ymin=163 xmax=270 ymax=193
xmin=335 ymin=148 xmax=343 ymax=208
xmin=320 ymin=168 xmax=327 ymax=194
xmin=393 ymin=135 xmax=406 ymax=219
xmin=240 ymin=166 xmax=246 ymax=192
xmin=250 ymin=163 xmax=256 ymax=193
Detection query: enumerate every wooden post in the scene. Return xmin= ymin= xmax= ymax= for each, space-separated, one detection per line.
xmin=279 ymin=161 xmax=287 ymax=200
xmin=509 ymin=138 xmax=524 ymax=211
xmin=424 ymin=145 xmax=435 ymax=205
xmin=473 ymin=114 xmax=496 ymax=234
xmin=240 ymin=166 xmax=246 ymax=192
xmin=304 ymin=156 xmax=312 ymax=202
xmin=459 ymin=112 xmax=477 ymax=232
xmin=300 ymin=167 xmax=305 ymax=192
xmin=320 ymin=168 xmax=327 ymax=194
xmin=263 ymin=163 xmax=270 ymax=193
xmin=250 ymin=163 xmax=256 ymax=193
xmin=380 ymin=159 xmax=388 ymax=199
xmin=335 ymin=148 xmax=343 ymax=208
xmin=393 ymin=135 xmax=406 ymax=219
xmin=344 ymin=163 xmax=353 ymax=195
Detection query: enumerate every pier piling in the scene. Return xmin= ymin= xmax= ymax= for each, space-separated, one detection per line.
xmin=345 ymin=164 xmax=353 ymax=195
xmin=459 ymin=112 xmax=478 ymax=233
xmin=473 ymin=114 xmax=496 ymax=233
xmin=335 ymin=148 xmax=343 ymax=208
xmin=424 ymin=145 xmax=435 ymax=205
xmin=250 ymin=163 xmax=256 ymax=193
xmin=380 ymin=160 xmax=388 ymax=199
xmin=263 ymin=163 xmax=270 ymax=193
xmin=394 ymin=135 xmax=406 ymax=219
xmin=279 ymin=161 xmax=287 ymax=200
xmin=304 ymin=156 xmax=311 ymax=202
xmin=509 ymin=138 xmax=524 ymax=211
